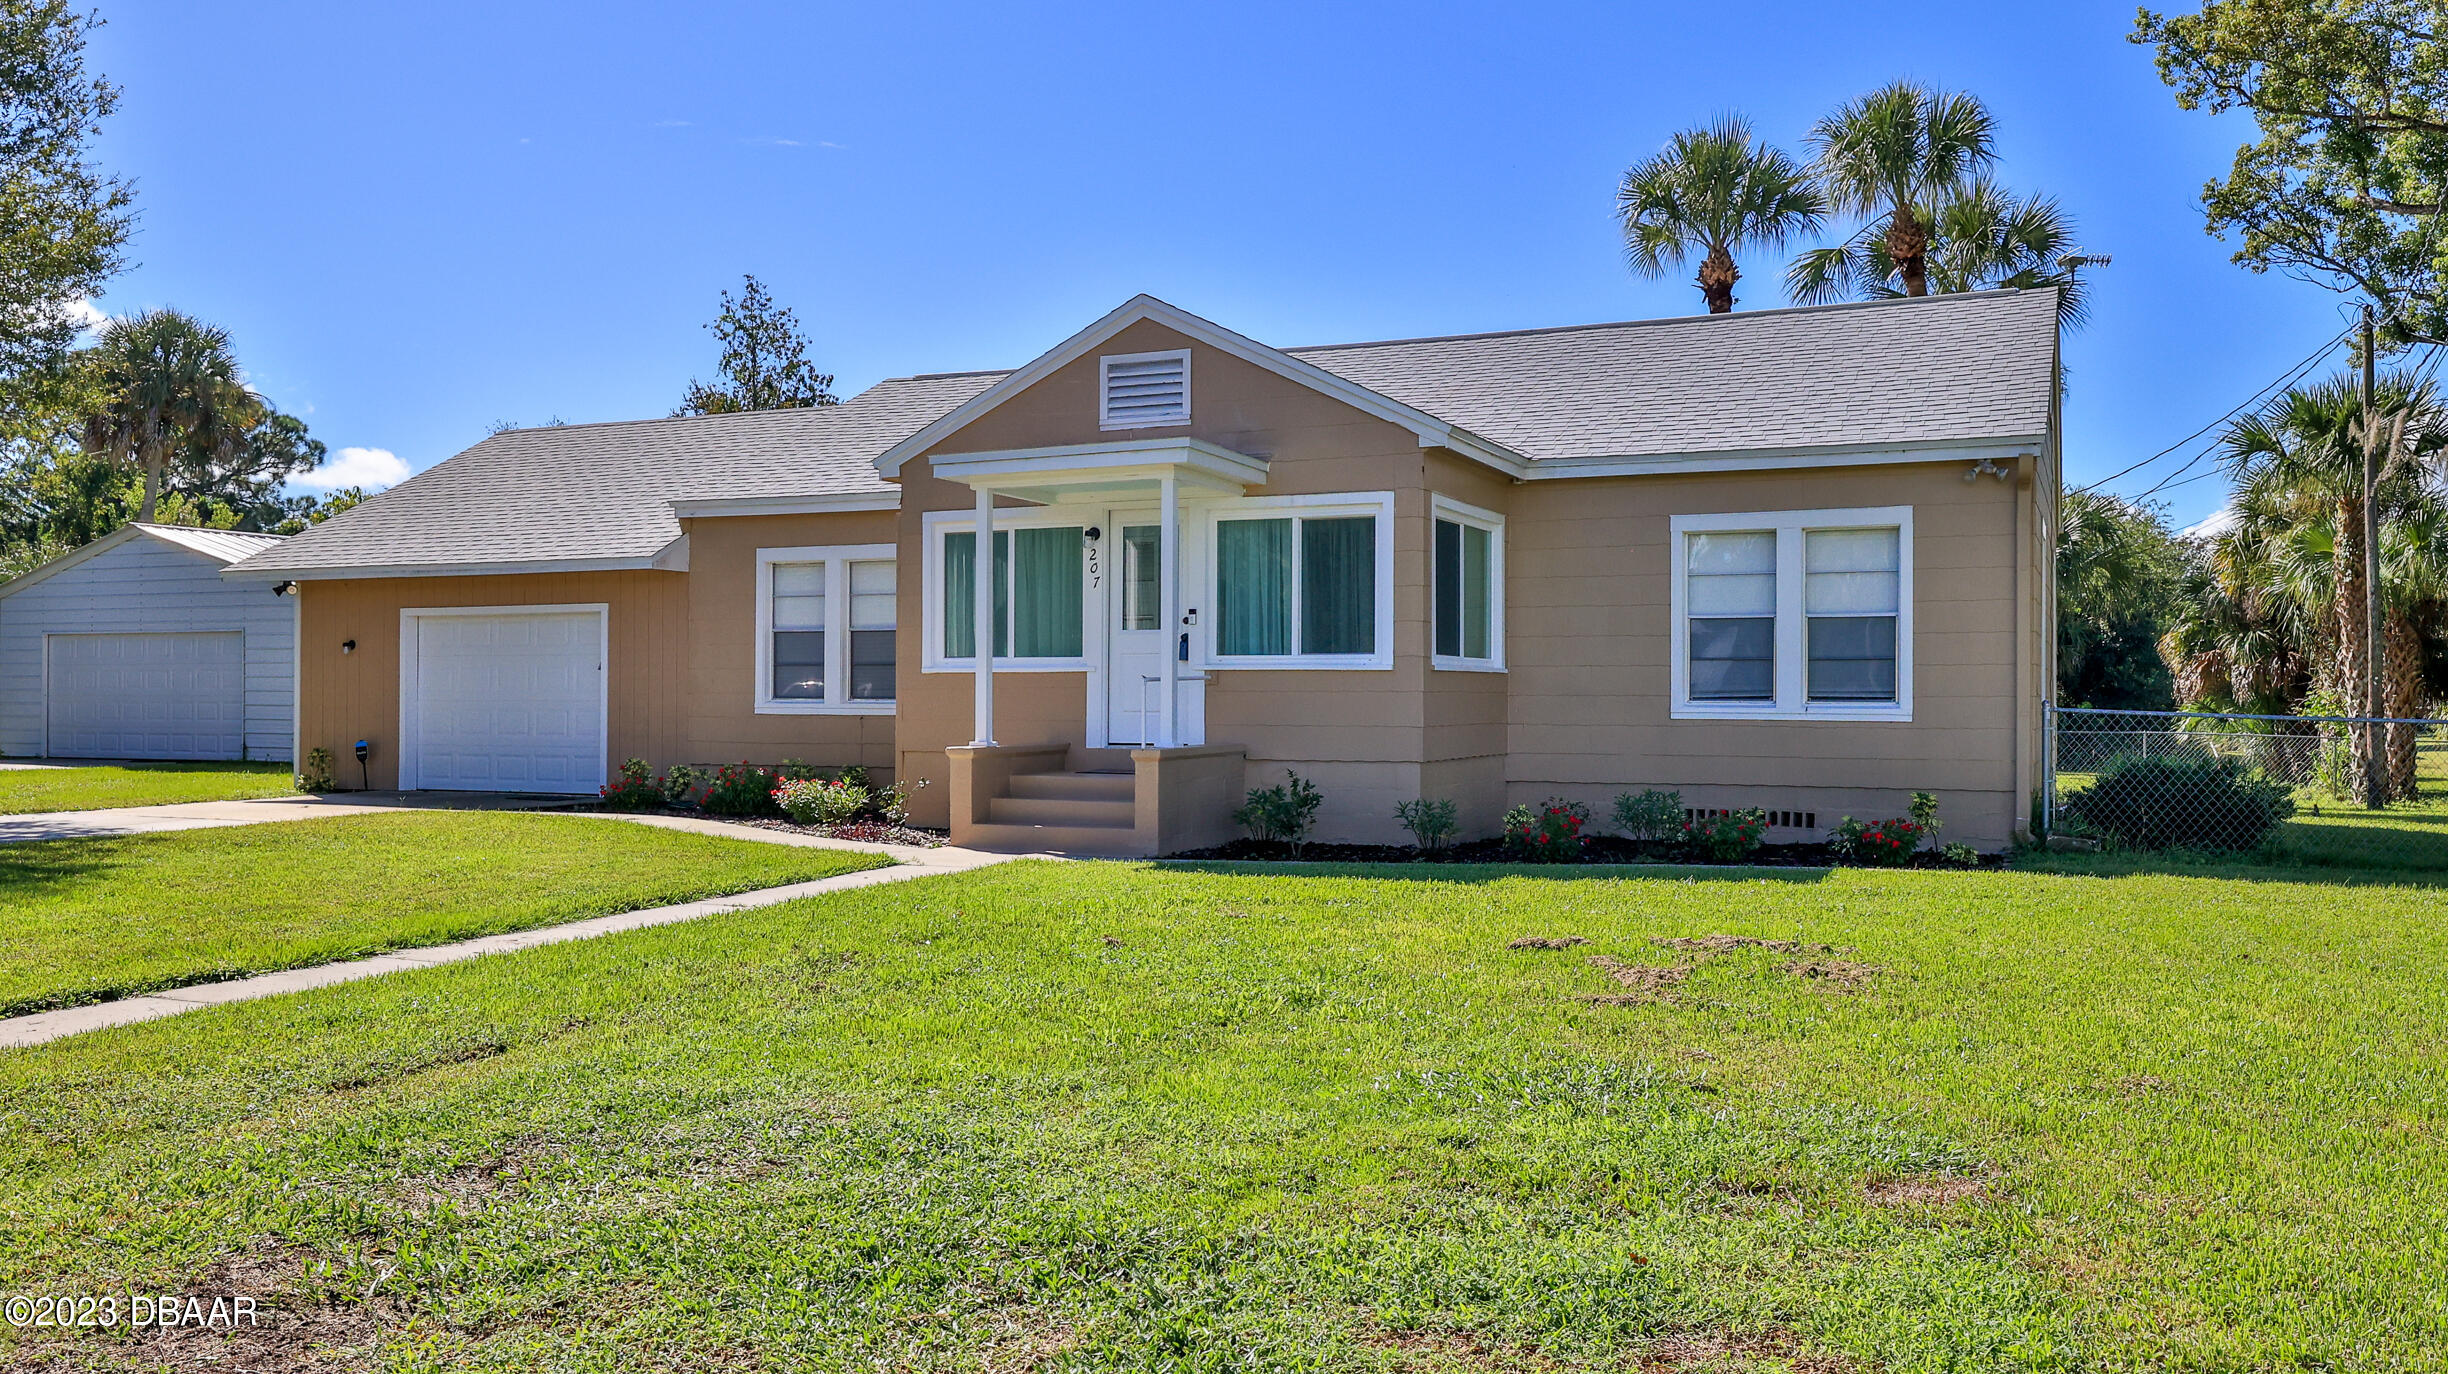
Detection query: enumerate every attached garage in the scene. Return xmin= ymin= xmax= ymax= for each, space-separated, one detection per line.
xmin=0 ymin=525 xmax=293 ymax=762
xmin=399 ymin=605 xmax=607 ymax=792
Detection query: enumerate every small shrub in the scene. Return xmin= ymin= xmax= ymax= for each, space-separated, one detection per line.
xmin=1504 ymin=798 xmax=1590 ymax=862
xmin=297 ymin=746 xmax=335 ymax=793
xmin=1235 ymin=770 xmax=1325 ymax=855
xmin=599 ymin=758 xmax=667 ymax=811
xmin=1828 ymin=815 xmax=1922 ymax=866
xmin=775 ymin=776 xmax=869 ymax=827
xmin=1394 ymin=797 xmax=1459 ymax=851
xmin=871 ymin=776 xmax=927 ymax=827
xmin=1611 ymin=788 xmax=1684 ymax=843
xmin=837 ymin=764 xmax=873 ymax=792
xmin=1684 ymin=808 xmax=1767 ymax=863
xmin=1909 ymin=791 xmax=1942 ymax=850
xmin=2065 ymin=751 xmax=2295 ymax=852
xmin=702 ymin=762 xmax=786 ymax=817
xmin=1939 ymin=841 xmax=1980 ymax=867
xmin=661 ymin=764 xmax=715 ymax=809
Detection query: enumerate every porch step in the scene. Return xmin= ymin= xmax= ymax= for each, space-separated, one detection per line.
xmin=1005 ymin=771 xmax=1136 ymax=803
xmin=987 ymin=795 xmax=1136 ymax=827
xmin=959 ymin=821 xmax=1149 ymax=858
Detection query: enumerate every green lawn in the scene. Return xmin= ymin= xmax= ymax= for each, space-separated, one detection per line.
xmin=0 ymin=760 xmax=298 ymax=813
xmin=3 ymin=859 xmax=2441 ymax=1371
xmin=0 ymin=811 xmax=889 ymax=1018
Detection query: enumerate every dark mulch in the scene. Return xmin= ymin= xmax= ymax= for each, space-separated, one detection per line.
xmin=1164 ymin=835 xmax=2000 ymax=869
xmin=588 ymin=804 xmax=946 ymax=848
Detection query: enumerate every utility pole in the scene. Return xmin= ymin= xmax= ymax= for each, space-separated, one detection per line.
xmin=2362 ymin=303 xmax=2388 ymax=809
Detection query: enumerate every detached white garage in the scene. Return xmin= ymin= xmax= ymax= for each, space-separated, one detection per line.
xmin=0 ymin=524 xmax=294 ymax=762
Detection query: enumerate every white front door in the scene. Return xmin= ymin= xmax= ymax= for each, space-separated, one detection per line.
xmin=1103 ymin=513 xmax=1204 ymax=746
xmin=406 ymin=609 xmax=605 ymax=793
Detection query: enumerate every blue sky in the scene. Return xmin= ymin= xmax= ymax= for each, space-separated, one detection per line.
xmin=83 ymin=0 xmax=2349 ymax=530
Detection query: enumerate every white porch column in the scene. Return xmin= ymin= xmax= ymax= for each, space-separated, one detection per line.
xmin=970 ymin=484 xmax=996 ymax=746
xmin=1159 ymin=473 xmax=1181 ymax=749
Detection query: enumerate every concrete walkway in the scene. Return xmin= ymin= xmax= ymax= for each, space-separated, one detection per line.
xmin=0 ymin=811 xmax=1019 ymax=1049
xmin=0 ymin=790 xmax=582 ymax=844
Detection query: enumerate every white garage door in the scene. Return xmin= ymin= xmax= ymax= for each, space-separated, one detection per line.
xmin=45 ymin=632 xmax=245 ymax=760
xmin=407 ymin=611 xmax=605 ymax=793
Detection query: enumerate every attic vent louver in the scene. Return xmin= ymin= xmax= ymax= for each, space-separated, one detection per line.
xmin=1100 ymin=350 xmax=1190 ymax=429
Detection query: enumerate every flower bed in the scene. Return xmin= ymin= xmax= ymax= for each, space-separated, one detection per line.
xmin=1166 ymin=834 xmax=1997 ymax=867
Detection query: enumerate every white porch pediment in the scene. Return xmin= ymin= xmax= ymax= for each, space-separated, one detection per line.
xmin=929 ymin=437 xmax=1267 ymax=506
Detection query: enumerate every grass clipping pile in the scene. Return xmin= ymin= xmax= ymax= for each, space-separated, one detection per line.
xmin=1506 ymin=933 xmax=1885 ymax=1006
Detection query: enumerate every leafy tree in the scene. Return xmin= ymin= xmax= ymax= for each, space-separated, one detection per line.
xmin=79 ymin=310 xmax=261 ymax=522
xmin=2057 ymin=491 xmax=2182 ymax=707
xmin=0 ymin=0 xmax=134 ymax=430
xmin=1799 ymin=81 xmax=1997 ymax=298
xmin=2137 ymin=0 xmax=2448 ymax=345
xmin=1789 ymin=179 xmax=2089 ymax=327
xmin=265 ymin=485 xmax=366 ymax=535
xmin=1616 ymin=115 xmax=1826 ymax=313
xmin=674 ymin=275 xmax=836 ymax=415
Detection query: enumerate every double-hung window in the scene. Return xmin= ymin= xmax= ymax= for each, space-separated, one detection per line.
xmin=1209 ymin=493 xmax=1394 ymax=670
xmin=756 ymin=544 xmax=897 ymax=713
xmin=1669 ymin=506 xmax=1911 ymax=720
xmin=925 ymin=514 xmax=1087 ymax=668
xmin=1432 ymin=495 xmax=1504 ymax=670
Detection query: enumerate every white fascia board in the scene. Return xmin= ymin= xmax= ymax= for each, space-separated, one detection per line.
xmin=930 ymin=437 xmax=1270 ymax=488
xmin=872 ymin=294 xmax=1534 ymax=482
xmin=669 ymin=492 xmax=901 ymax=519
xmin=221 ymin=548 xmax=688 ymax=583
xmin=1521 ymin=438 xmax=2047 ymax=480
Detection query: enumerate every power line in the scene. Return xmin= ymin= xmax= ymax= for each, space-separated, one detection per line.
xmin=2073 ymin=325 xmax=2353 ymax=497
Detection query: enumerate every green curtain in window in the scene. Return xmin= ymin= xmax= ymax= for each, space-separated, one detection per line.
xmin=1462 ymin=523 xmax=1491 ymax=660
xmin=941 ymin=530 xmax=1009 ymax=659
xmin=1216 ymin=518 xmax=1291 ymax=655
xmin=1433 ymin=519 xmax=1462 ymax=658
xmin=1301 ymin=516 xmax=1375 ymax=655
xmin=1012 ymin=526 xmax=1084 ymax=658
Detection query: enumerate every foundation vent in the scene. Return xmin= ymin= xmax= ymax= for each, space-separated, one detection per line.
xmin=1687 ymin=806 xmax=1818 ymax=830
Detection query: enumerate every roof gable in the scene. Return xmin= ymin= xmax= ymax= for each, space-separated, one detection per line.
xmin=0 ymin=523 xmax=285 ymax=601
xmin=872 ymin=294 xmax=1532 ymax=480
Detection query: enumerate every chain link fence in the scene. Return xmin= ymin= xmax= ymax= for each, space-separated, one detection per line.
xmin=2049 ymin=707 xmax=2448 ymax=871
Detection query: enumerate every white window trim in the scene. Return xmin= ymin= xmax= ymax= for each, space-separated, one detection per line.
xmin=755 ymin=543 xmax=897 ymax=715
xmin=1430 ymin=493 xmax=1506 ymax=673
xmin=1203 ymin=490 xmax=1396 ymax=672
xmin=1098 ymin=348 xmax=1191 ymax=430
xmin=1668 ymin=505 xmax=1913 ymax=723
xmin=919 ymin=509 xmax=1093 ymax=673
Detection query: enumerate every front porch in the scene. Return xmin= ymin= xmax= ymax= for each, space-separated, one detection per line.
xmin=946 ymin=741 xmax=1245 ymax=858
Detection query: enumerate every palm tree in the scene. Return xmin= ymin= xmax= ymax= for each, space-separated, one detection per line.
xmin=1798 ymin=81 xmax=1996 ymax=299
xmin=1788 ymin=179 xmax=2087 ymax=329
xmin=2216 ymin=370 xmax=2445 ymax=798
xmin=80 ymin=310 xmax=260 ymax=523
xmin=2376 ymin=484 xmax=2448 ymax=792
xmin=1617 ymin=115 xmax=1826 ymax=314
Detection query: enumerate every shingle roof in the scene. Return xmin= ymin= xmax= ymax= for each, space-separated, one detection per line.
xmin=1284 ymin=289 xmax=2059 ymax=462
xmin=229 ymin=372 xmax=999 ymax=577
xmin=228 ymin=291 xmax=2057 ymax=577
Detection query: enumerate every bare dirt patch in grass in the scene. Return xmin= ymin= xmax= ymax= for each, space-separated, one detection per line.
xmin=1498 ymin=925 xmax=1596 ymax=950
xmin=1778 ymin=959 xmax=1885 ymax=991
xmin=1359 ymin=1322 xmax=1560 ymax=1370
xmin=1653 ymin=935 xmax=1847 ymax=956
xmin=1575 ymin=955 xmax=1693 ymax=1005
xmin=1863 ymin=1173 xmax=1991 ymax=1207
xmin=1639 ymin=1328 xmax=1856 ymax=1372
xmin=14 ymin=1242 xmax=388 ymax=1374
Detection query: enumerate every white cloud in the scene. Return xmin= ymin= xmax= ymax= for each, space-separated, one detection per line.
xmin=292 ymin=446 xmax=410 ymax=494
xmin=64 ymin=297 xmax=108 ymax=335
xmin=745 ymin=136 xmax=803 ymax=147
xmin=2182 ymin=505 xmax=2240 ymax=540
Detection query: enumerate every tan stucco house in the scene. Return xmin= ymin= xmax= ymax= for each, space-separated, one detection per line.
xmin=225 ymin=290 xmax=2062 ymax=852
